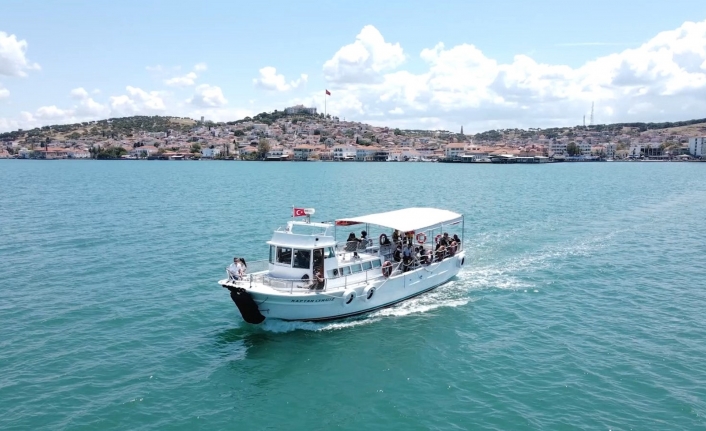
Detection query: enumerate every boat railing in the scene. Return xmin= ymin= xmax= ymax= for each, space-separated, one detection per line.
xmin=225 ymin=249 xmax=463 ymax=294
xmin=335 ymin=232 xmax=463 ymax=256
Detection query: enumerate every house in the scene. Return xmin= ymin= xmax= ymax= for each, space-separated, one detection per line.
xmin=265 ymin=146 xmax=291 ymax=161
xmin=129 ymin=146 xmax=158 ymax=157
xmin=201 ymin=147 xmax=222 ymax=158
xmin=356 ymin=146 xmax=380 ymax=161
xmin=444 ymin=143 xmax=467 ymax=159
xmin=332 ymin=144 xmax=356 ymax=160
xmin=689 ymin=137 xmax=705 ymax=157
xmin=293 ymin=144 xmax=316 ymax=161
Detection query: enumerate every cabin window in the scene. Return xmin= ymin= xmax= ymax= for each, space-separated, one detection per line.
xmin=350 ymin=263 xmax=362 ymax=274
xmin=269 ymin=245 xmax=275 ymax=264
xmin=341 ymin=266 xmax=351 ymax=276
xmin=326 ymin=247 xmax=336 ymax=258
xmin=293 ymin=249 xmax=311 ymax=269
xmin=276 ymin=247 xmax=292 ymax=265
xmin=372 ymin=259 xmax=382 ymax=268
xmin=362 ymin=261 xmax=373 ymax=271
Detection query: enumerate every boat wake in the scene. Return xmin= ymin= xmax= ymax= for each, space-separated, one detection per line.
xmin=258 ymin=230 xmax=617 ymax=333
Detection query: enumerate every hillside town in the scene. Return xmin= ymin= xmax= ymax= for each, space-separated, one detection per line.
xmin=1 ymin=106 xmax=706 ymax=162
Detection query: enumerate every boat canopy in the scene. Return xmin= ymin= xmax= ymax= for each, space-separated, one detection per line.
xmin=335 ymin=207 xmax=462 ymax=232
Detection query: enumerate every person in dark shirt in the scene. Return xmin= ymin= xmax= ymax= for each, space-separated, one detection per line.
xmin=393 ymin=244 xmax=402 ymax=262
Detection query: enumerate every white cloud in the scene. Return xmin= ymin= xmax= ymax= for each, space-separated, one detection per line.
xmin=0 ymin=31 xmax=40 ymax=77
xmin=165 ymin=71 xmax=198 ymax=87
xmin=321 ymin=21 xmax=706 ymax=131
xmin=35 ymin=105 xmax=72 ymax=120
xmin=323 ymin=25 xmax=405 ymax=84
xmin=0 ymin=85 xmax=8 ymax=100
xmin=70 ymin=87 xmax=90 ymax=100
xmin=109 ymin=86 xmax=166 ymax=115
xmin=253 ymin=66 xmax=308 ymax=91
xmin=188 ymin=84 xmax=227 ymax=107
xmin=194 ymin=63 xmax=207 ymax=72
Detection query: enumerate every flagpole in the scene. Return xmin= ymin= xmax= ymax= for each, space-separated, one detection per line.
xmin=325 ymin=94 xmax=327 ymax=119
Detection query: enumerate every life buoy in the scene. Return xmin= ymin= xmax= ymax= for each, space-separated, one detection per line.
xmin=342 ymin=289 xmax=356 ymax=306
xmin=379 ymin=233 xmax=389 ymax=245
xmin=416 ymin=232 xmax=427 ymax=244
xmin=363 ymin=285 xmax=375 ymax=301
xmin=435 ymin=234 xmax=442 ymax=243
xmin=382 ymin=261 xmax=392 ymax=277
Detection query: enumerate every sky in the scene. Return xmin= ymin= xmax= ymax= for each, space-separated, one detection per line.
xmin=1 ymin=0 xmax=706 ymax=133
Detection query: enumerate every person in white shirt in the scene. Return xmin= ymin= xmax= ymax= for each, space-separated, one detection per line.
xmin=227 ymin=257 xmax=243 ymax=280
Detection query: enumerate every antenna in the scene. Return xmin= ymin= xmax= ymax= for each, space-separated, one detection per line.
xmin=583 ymin=115 xmax=586 ymax=128
xmin=590 ymin=102 xmax=594 ymax=127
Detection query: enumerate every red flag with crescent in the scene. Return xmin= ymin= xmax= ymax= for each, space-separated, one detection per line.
xmin=325 ymin=89 xmax=331 ymax=96
xmin=293 ymin=207 xmax=306 ymax=217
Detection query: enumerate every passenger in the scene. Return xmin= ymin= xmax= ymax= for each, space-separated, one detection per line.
xmin=392 ymin=229 xmax=401 ymax=244
xmin=379 ymin=233 xmax=391 ymax=246
xmin=393 ymin=244 xmax=402 ymax=262
xmin=441 ymin=232 xmax=450 ymax=246
xmin=402 ymin=242 xmax=414 ymax=272
xmin=239 ymin=258 xmax=248 ymax=275
xmin=453 ymin=234 xmax=461 ymax=245
xmin=424 ymin=248 xmax=433 ymax=265
xmin=405 ymin=231 xmax=414 ymax=244
xmin=435 ymin=245 xmax=446 ymax=262
xmin=448 ymin=241 xmax=457 ymax=256
xmin=358 ymin=230 xmax=369 ymax=250
xmin=311 ymin=268 xmax=325 ymax=290
xmin=227 ymin=257 xmax=243 ymax=280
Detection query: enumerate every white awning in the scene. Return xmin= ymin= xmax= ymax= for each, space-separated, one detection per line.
xmin=336 ymin=207 xmax=462 ymax=232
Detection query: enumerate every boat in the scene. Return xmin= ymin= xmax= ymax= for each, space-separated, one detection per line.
xmin=218 ymin=207 xmax=466 ymax=324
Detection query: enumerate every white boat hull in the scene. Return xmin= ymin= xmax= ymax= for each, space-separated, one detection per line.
xmin=221 ymin=252 xmax=465 ymax=322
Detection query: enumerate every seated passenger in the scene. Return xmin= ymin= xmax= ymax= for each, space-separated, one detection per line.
xmin=453 ymin=234 xmax=461 ymax=245
xmin=448 ymin=241 xmax=457 ymax=256
xmin=358 ymin=230 xmax=369 ymax=249
xmin=393 ymin=244 xmax=402 ymax=262
xmin=310 ymin=268 xmax=325 ymax=290
xmin=345 ymin=233 xmax=360 ymax=252
xmin=423 ymin=249 xmax=433 ymax=265
xmin=435 ymin=245 xmax=446 ymax=262
xmin=379 ymin=233 xmax=391 ymax=246
xmin=238 ymin=258 xmax=247 ymax=275
xmin=227 ymin=257 xmax=243 ymax=280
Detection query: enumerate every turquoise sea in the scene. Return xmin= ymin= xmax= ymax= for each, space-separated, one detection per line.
xmin=1 ymin=160 xmax=705 ymax=430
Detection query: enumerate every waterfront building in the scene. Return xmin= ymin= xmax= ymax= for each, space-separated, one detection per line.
xmin=689 ymin=137 xmax=705 ymax=157
xmin=444 ymin=143 xmax=467 ymax=159
xmin=201 ymin=147 xmax=221 ymax=159
xmin=356 ymin=147 xmax=379 ymax=161
xmin=332 ymin=145 xmax=356 ymax=160
xmin=293 ymin=144 xmax=316 ymax=161
xmin=547 ymin=140 xmax=567 ymax=156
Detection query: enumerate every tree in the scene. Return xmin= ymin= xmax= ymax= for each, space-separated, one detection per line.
xmin=233 ymin=129 xmax=245 ymax=137
xmin=257 ymin=138 xmax=271 ymax=159
xmin=566 ymin=142 xmax=580 ymax=156
xmin=394 ymin=128 xmax=403 ymax=136
xmin=190 ymin=143 xmax=201 ymax=153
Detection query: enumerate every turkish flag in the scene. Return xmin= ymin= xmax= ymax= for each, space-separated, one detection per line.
xmin=293 ymin=207 xmax=307 ymax=217
xmin=325 ymin=89 xmax=331 ymax=96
